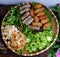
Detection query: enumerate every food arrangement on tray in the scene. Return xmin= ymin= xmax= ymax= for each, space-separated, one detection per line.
xmin=1 ymin=2 xmax=59 ymax=56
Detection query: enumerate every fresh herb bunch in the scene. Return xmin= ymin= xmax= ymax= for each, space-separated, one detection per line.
xmin=2 ymin=7 xmax=22 ymax=27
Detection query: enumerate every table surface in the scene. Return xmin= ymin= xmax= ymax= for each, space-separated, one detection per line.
xmin=0 ymin=4 xmax=49 ymax=57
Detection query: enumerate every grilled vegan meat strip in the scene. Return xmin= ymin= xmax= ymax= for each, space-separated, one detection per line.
xmin=23 ymin=15 xmax=31 ymax=24
xmin=39 ymin=15 xmax=47 ymax=20
xmin=34 ymin=15 xmax=39 ymax=22
xmin=25 ymin=18 xmax=34 ymax=25
xmin=20 ymin=4 xmax=31 ymax=10
xmin=37 ymin=12 xmax=45 ymax=16
xmin=20 ymin=8 xmax=30 ymax=14
xmin=30 ymin=9 xmax=34 ymax=17
xmin=34 ymin=4 xmax=42 ymax=9
xmin=28 ymin=25 xmax=40 ymax=30
xmin=41 ymin=18 xmax=49 ymax=24
xmin=43 ymin=22 xmax=50 ymax=29
xmin=21 ymin=12 xmax=30 ymax=20
xmin=34 ymin=8 xmax=42 ymax=14
xmin=32 ymin=22 xmax=42 ymax=27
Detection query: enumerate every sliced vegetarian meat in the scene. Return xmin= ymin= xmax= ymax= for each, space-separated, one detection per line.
xmin=34 ymin=8 xmax=42 ymax=14
xmin=20 ymin=8 xmax=30 ymax=14
xmin=41 ymin=18 xmax=49 ymax=24
xmin=34 ymin=4 xmax=42 ymax=9
xmin=30 ymin=9 xmax=34 ymax=17
xmin=28 ymin=25 xmax=40 ymax=30
xmin=23 ymin=15 xmax=31 ymax=23
xmin=32 ymin=22 xmax=42 ymax=27
xmin=39 ymin=15 xmax=47 ymax=20
xmin=37 ymin=12 xmax=45 ymax=16
xmin=34 ymin=15 xmax=39 ymax=22
xmin=21 ymin=12 xmax=30 ymax=20
xmin=20 ymin=4 xmax=31 ymax=10
xmin=43 ymin=22 xmax=50 ymax=29
xmin=25 ymin=18 xmax=34 ymax=25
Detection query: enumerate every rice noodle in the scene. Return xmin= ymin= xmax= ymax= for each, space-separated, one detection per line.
xmin=1 ymin=25 xmax=25 ymax=50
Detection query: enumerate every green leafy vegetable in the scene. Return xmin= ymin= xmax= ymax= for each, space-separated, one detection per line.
xmin=32 ymin=2 xmax=38 ymax=7
xmin=2 ymin=7 xmax=22 ymax=27
xmin=16 ymin=49 xmax=22 ymax=54
xmin=43 ymin=8 xmax=53 ymax=30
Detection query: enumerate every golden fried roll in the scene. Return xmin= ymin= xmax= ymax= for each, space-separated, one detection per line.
xmin=34 ymin=4 xmax=42 ymax=9
xmin=41 ymin=18 xmax=49 ymax=24
xmin=37 ymin=12 xmax=45 ymax=16
xmin=30 ymin=9 xmax=34 ymax=17
xmin=39 ymin=15 xmax=47 ymax=20
xmin=34 ymin=15 xmax=39 ymax=22
xmin=34 ymin=8 xmax=42 ymax=14
xmin=32 ymin=22 xmax=42 ymax=27
xmin=43 ymin=22 xmax=50 ymax=29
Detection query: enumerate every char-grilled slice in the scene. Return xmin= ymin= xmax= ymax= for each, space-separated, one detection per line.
xmin=25 ymin=18 xmax=34 ymax=25
xmin=28 ymin=25 xmax=40 ymax=30
xmin=20 ymin=8 xmax=30 ymax=14
xmin=23 ymin=15 xmax=31 ymax=24
xmin=20 ymin=4 xmax=31 ymax=10
xmin=21 ymin=12 xmax=30 ymax=20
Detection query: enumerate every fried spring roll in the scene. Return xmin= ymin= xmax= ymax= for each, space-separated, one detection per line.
xmin=32 ymin=22 xmax=42 ymax=27
xmin=20 ymin=4 xmax=30 ymax=10
xmin=39 ymin=15 xmax=47 ymax=20
xmin=25 ymin=18 xmax=34 ymax=25
xmin=43 ymin=22 xmax=50 ymax=29
xmin=34 ymin=15 xmax=39 ymax=22
xmin=34 ymin=4 xmax=42 ymax=9
xmin=37 ymin=12 xmax=45 ymax=16
xmin=28 ymin=25 xmax=40 ymax=30
xmin=34 ymin=8 xmax=42 ymax=14
xmin=41 ymin=18 xmax=49 ymax=24
xmin=20 ymin=8 xmax=30 ymax=14
xmin=30 ymin=9 xmax=34 ymax=17
xmin=23 ymin=15 xmax=31 ymax=23
xmin=21 ymin=12 xmax=30 ymax=20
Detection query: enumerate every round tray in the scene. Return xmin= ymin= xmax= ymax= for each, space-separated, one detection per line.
xmin=1 ymin=2 xmax=59 ymax=56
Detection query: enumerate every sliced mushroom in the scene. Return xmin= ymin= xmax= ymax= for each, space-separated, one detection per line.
xmin=21 ymin=12 xmax=30 ymax=20
xmin=20 ymin=8 xmax=30 ymax=14
xmin=20 ymin=4 xmax=31 ymax=10
xmin=25 ymin=18 xmax=34 ymax=25
xmin=28 ymin=25 xmax=40 ymax=30
xmin=23 ymin=15 xmax=31 ymax=24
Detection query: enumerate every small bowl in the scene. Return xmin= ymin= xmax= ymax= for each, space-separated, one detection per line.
xmin=1 ymin=2 xmax=59 ymax=56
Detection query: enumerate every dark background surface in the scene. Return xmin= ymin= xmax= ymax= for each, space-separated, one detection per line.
xmin=0 ymin=4 xmax=49 ymax=57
